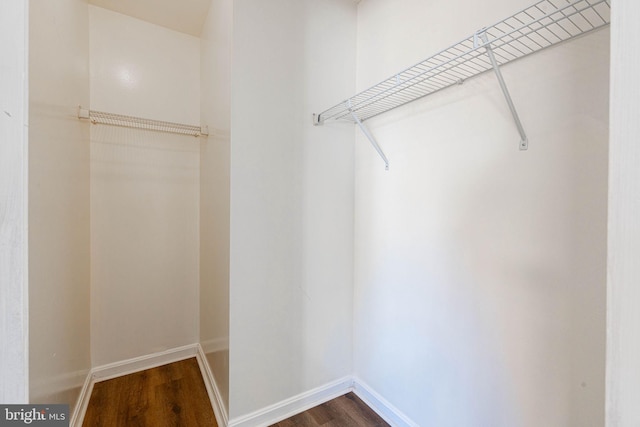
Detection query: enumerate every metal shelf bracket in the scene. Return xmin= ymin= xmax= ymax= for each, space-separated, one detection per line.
xmin=347 ymin=101 xmax=389 ymax=171
xmin=314 ymin=0 xmax=610 ymax=159
xmin=476 ymin=30 xmax=529 ymax=150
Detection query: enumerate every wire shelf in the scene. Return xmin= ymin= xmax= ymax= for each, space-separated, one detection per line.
xmin=86 ymin=109 xmax=207 ymax=137
xmin=315 ymin=0 xmax=610 ymax=124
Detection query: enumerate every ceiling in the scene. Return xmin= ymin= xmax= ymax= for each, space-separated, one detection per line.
xmin=88 ymin=0 xmax=212 ymax=37
xmin=88 ymin=0 xmax=362 ymax=37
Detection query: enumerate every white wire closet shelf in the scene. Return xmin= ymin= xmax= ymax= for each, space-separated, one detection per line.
xmin=78 ymin=107 xmax=208 ymax=137
xmin=313 ymin=0 xmax=611 ymax=167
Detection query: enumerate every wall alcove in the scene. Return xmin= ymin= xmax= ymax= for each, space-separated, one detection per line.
xmin=21 ymin=0 xmax=610 ymax=426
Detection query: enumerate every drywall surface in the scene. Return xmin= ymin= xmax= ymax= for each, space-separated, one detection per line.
xmin=353 ymin=1 xmax=609 ymax=426
xmin=200 ymin=0 xmax=232 ymax=415
xmin=606 ymin=0 xmax=640 ymax=425
xmin=88 ymin=0 xmax=211 ymax=37
xmin=230 ymin=0 xmax=356 ymax=419
xmin=89 ymin=7 xmax=200 ymax=125
xmin=28 ymin=0 xmax=91 ymax=408
xmin=89 ymin=6 xmax=200 ymax=366
xmin=0 ymin=0 xmax=29 ymax=404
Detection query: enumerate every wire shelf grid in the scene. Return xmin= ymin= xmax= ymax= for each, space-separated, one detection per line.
xmin=316 ymin=0 xmax=610 ymax=124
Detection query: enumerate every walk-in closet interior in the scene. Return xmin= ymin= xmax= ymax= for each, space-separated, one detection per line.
xmin=24 ymin=0 xmax=611 ymax=425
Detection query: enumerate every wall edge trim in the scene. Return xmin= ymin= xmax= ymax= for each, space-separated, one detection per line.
xmin=70 ymin=370 xmax=94 ymax=427
xmin=70 ymin=348 xmax=420 ymax=427
xmin=227 ymin=377 xmax=354 ymax=427
xmin=91 ymin=343 xmax=199 ymax=382
xmin=352 ymin=377 xmax=419 ymax=427
xmin=72 ymin=344 xmax=201 ymax=426
xmin=196 ymin=343 xmax=229 ymax=426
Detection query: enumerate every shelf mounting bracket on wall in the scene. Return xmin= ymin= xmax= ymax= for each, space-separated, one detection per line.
xmin=475 ymin=30 xmax=529 ymax=150
xmin=347 ymin=101 xmax=389 ymax=171
xmin=314 ymin=0 xmax=611 ymax=161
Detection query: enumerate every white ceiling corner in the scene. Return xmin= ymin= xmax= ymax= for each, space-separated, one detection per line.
xmin=88 ymin=0 xmax=212 ymax=37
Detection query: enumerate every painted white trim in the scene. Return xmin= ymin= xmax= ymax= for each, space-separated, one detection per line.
xmin=352 ymin=377 xmax=419 ymax=427
xmin=200 ymin=337 xmax=229 ymax=355
xmin=228 ymin=377 xmax=354 ymax=427
xmin=224 ymin=376 xmax=420 ymax=427
xmin=72 ymin=344 xmax=201 ymax=426
xmin=606 ymin=0 xmax=640 ymax=425
xmin=70 ymin=371 xmax=94 ymax=427
xmin=91 ymin=343 xmax=199 ymax=382
xmin=0 ymin=0 xmax=29 ymax=404
xmin=61 ymin=359 xmax=421 ymax=427
xmin=196 ymin=344 xmax=229 ymax=426
xmin=70 ymin=350 xmax=420 ymax=427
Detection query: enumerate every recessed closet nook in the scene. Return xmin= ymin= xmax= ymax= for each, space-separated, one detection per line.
xmin=21 ymin=0 xmax=611 ymax=425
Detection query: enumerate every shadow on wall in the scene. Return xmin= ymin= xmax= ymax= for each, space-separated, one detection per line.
xmin=353 ymin=28 xmax=608 ymax=427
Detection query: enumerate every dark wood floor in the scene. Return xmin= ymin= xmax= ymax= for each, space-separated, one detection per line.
xmin=82 ymin=357 xmax=217 ymax=427
xmin=83 ymin=358 xmax=386 ymax=427
xmin=270 ymin=393 xmax=390 ymax=427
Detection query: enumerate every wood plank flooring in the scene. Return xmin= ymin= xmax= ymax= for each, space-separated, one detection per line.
xmin=83 ymin=358 xmax=387 ymax=427
xmin=82 ymin=357 xmax=217 ymax=427
xmin=270 ymin=393 xmax=390 ymax=427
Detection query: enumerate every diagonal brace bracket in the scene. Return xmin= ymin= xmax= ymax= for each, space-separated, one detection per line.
xmin=476 ymin=30 xmax=529 ymax=150
xmin=347 ymin=103 xmax=389 ymax=170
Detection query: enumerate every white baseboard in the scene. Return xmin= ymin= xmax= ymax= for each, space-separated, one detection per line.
xmin=227 ymin=377 xmax=354 ymax=427
xmin=71 ymin=343 xmax=200 ymax=427
xmin=352 ymin=377 xmax=419 ymax=427
xmin=91 ymin=344 xmax=199 ymax=382
xmin=196 ymin=344 xmax=229 ymax=427
xmin=224 ymin=376 xmax=420 ymax=427
xmin=70 ymin=346 xmax=419 ymax=427
xmin=70 ymin=371 xmax=94 ymax=427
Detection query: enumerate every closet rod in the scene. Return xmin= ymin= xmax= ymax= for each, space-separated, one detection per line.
xmin=78 ymin=107 xmax=208 ymax=137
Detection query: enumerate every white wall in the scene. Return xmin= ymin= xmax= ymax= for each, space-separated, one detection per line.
xmin=89 ymin=6 xmax=200 ymax=125
xmin=229 ymin=0 xmax=356 ymax=419
xmin=606 ymin=0 xmax=640 ymax=426
xmin=0 ymin=0 xmax=29 ymax=405
xmin=4 ymin=1 xmax=640 ymax=424
xmin=89 ymin=6 xmax=201 ymax=366
xmin=28 ymin=0 xmax=91 ymax=408
xmin=200 ymin=0 xmax=232 ymax=414
xmin=353 ymin=1 xmax=609 ymax=426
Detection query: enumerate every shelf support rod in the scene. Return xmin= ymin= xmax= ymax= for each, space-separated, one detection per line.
xmin=348 ymin=103 xmax=389 ymax=171
xmin=477 ymin=31 xmax=529 ymax=150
